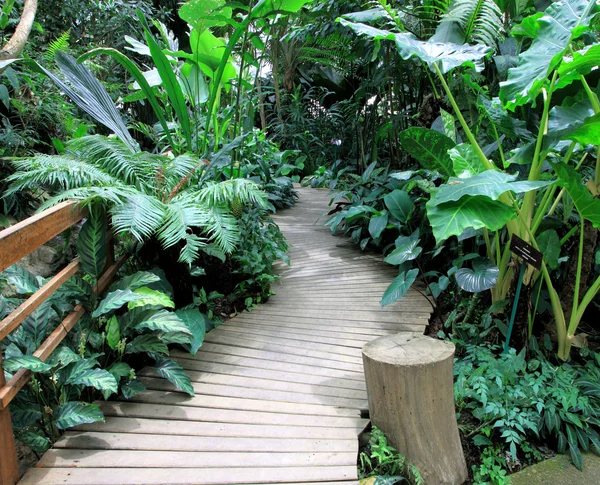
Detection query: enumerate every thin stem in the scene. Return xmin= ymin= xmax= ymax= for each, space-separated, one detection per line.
xmin=572 ymin=215 xmax=585 ymax=322
xmin=560 ymin=224 xmax=579 ymax=245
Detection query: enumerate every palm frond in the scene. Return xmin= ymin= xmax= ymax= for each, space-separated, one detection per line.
xmin=110 ymin=194 xmax=166 ymax=241
xmin=178 ymin=234 xmax=206 ymax=265
xmin=198 ymin=179 xmax=268 ymax=209
xmin=204 ymin=206 xmax=240 ymax=254
xmin=158 ymin=198 xmax=212 ymax=249
xmin=38 ymin=186 xmax=139 ymax=211
xmin=6 ymin=155 xmax=121 ymax=196
xmin=68 ymin=135 xmax=158 ymax=192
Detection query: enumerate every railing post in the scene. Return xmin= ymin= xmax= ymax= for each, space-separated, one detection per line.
xmin=0 ymin=354 xmax=19 ymax=485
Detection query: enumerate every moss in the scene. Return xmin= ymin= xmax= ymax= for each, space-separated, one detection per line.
xmin=510 ymin=454 xmax=600 ymax=485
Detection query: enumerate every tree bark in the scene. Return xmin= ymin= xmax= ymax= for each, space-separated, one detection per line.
xmin=362 ymin=333 xmax=467 ymax=485
xmin=0 ymin=0 xmax=38 ymax=63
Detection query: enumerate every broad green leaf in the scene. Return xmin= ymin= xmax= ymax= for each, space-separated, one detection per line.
xmin=134 ymin=310 xmax=191 ymax=335
xmin=480 ymin=96 xmax=531 ymax=141
xmin=252 ymin=0 xmax=313 ymax=18
xmin=16 ymin=431 xmax=50 ymax=453
xmin=455 ymin=257 xmax=499 ymax=292
xmin=426 ymin=195 xmax=516 ymax=243
xmin=440 ymin=109 xmax=457 ymax=142
xmin=399 ymin=128 xmax=456 ymax=176
xmin=125 ymin=334 xmax=169 ymax=355
xmin=499 ymin=0 xmax=598 ymax=109
xmin=429 ymin=171 xmax=553 ymax=207
xmin=338 ymin=19 xmax=490 ymax=73
xmin=450 ymin=144 xmax=487 ymax=179
xmin=154 ymin=358 xmax=194 ymax=396
xmin=77 ymin=206 xmax=107 ymax=278
xmin=368 ymin=212 xmax=389 ymax=240
xmin=67 ymin=369 xmax=118 ymax=394
xmin=46 ymin=346 xmax=80 ymax=369
xmin=564 ymin=112 xmax=600 ymax=146
xmin=122 ymin=379 xmax=146 ymax=399
xmin=380 ymin=269 xmax=419 ymax=306
xmin=105 ymin=316 xmax=120 ymax=350
xmin=179 ymin=0 xmax=231 ymax=34
xmin=53 ymin=401 xmax=105 ymax=429
xmin=107 ymin=362 xmax=132 ymax=380
xmin=92 ymin=289 xmax=145 ymax=318
xmin=10 ymin=401 xmax=42 ymax=428
xmin=548 ymin=99 xmax=595 ymax=141
xmin=537 ymin=230 xmax=561 ymax=269
xmin=384 ymin=190 xmax=412 ymax=223
xmin=384 ymin=230 xmax=422 ymax=266
xmin=2 ymin=356 xmax=52 ymax=373
xmin=554 ymin=163 xmax=600 ymax=228
xmin=176 ymin=309 xmax=207 ymax=355
xmin=1 ymin=265 xmax=39 ymax=294
xmin=556 ymin=44 xmax=600 ymax=89
xmin=109 ymin=271 xmax=162 ymax=292
xmin=128 ymin=287 xmax=175 ymax=310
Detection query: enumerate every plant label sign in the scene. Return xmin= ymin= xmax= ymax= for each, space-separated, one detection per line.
xmin=510 ymin=235 xmax=542 ymax=270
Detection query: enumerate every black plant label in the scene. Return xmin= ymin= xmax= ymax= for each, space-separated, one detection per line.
xmin=510 ymin=235 xmax=543 ymax=270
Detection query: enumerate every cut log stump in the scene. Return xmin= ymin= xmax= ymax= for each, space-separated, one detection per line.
xmin=362 ymin=332 xmax=467 ymax=485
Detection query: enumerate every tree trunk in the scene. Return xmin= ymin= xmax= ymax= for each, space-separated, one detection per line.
xmin=362 ymin=333 xmax=467 ymax=485
xmin=0 ymin=0 xmax=38 ymax=64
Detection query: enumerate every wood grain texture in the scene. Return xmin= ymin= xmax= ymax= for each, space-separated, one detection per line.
xmin=19 ymin=188 xmax=431 ymax=485
xmin=0 ymin=201 xmax=87 ymax=272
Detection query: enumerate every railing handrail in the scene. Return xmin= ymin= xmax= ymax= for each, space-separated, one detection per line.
xmin=0 ymin=201 xmax=124 ymax=485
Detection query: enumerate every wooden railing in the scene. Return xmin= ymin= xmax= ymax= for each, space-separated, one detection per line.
xmin=0 ymin=202 xmax=125 ymax=485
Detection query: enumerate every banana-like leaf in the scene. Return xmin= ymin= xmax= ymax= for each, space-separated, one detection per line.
xmin=384 ymin=190 xmax=412 ymax=223
xmin=384 ymin=230 xmax=422 ymax=266
xmin=176 ymin=309 xmax=206 ymax=355
xmin=36 ymin=52 xmax=138 ymax=152
xmin=154 ymin=358 xmax=194 ymax=396
xmin=499 ymin=0 xmax=598 ymax=110
xmin=15 ymin=431 xmax=50 ymax=453
xmin=109 ymin=271 xmax=162 ymax=292
xmin=426 ymin=195 xmax=516 ymax=243
xmin=122 ymin=379 xmax=146 ymax=399
xmin=125 ymin=334 xmax=169 ymax=355
xmin=1 ymin=265 xmax=40 ymax=294
xmin=92 ymin=289 xmax=145 ymax=318
xmin=129 ymin=287 xmax=175 ymax=310
xmin=399 ymin=128 xmax=456 ymax=177
xmin=66 ymin=368 xmax=118 ymax=394
xmin=455 ymin=257 xmax=499 ymax=292
xmin=107 ymin=362 xmax=132 ymax=380
xmin=2 ymin=355 xmax=52 ymax=373
xmin=380 ymin=269 xmax=419 ymax=306
xmin=11 ymin=402 xmax=42 ymax=429
xmin=553 ymin=163 xmax=600 ymax=228
xmin=77 ymin=206 xmax=107 ymax=279
xmin=53 ymin=401 xmax=105 ymax=430
xmin=429 ymin=170 xmax=553 ymax=207
xmin=139 ymin=12 xmax=192 ymax=150
xmin=78 ymin=48 xmax=175 ymax=150
xmin=337 ymin=18 xmax=490 ymax=73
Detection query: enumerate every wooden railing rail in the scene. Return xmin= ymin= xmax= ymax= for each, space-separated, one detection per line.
xmin=0 ymin=202 xmax=124 ymax=485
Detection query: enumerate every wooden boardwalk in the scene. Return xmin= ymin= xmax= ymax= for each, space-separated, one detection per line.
xmin=20 ymin=188 xmax=432 ymax=485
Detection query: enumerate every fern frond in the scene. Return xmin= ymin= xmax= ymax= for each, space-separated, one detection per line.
xmin=68 ymin=135 xmax=159 ymax=192
xmin=38 ymin=186 xmax=139 ymax=211
xmin=204 ymin=206 xmax=240 ymax=254
xmin=6 ymin=155 xmax=121 ymax=196
xmin=433 ymin=0 xmax=503 ymax=47
xmin=45 ymin=31 xmax=71 ymax=63
xmin=198 ymin=179 xmax=268 ymax=209
xmin=178 ymin=234 xmax=207 ymax=265
xmin=158 ymin=198 xmax=212 ymax=249
xmin=110 ymin=194 xmax=166 ymax=241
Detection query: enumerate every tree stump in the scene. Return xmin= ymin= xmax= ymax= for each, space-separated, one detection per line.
xmin=362 ymin=332 xmax=467 ymax=485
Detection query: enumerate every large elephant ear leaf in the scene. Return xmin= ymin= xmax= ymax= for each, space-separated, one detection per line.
xmin=77 ymin=206 xmax=108 ymax=279
xmin=455 ymin=257 xmax=499 ymax=292
xmin=499 ymin=0 xmax=598 ymax=110
xmin=384 ymin=190 xmax=412 ymax=223
xmin=553 ymin=162 xmax=600 ymax=228
xmin=399 ymin=128 xmax=456 ymax=177
xmin=380 ymin=269 xmax=419 ymax=306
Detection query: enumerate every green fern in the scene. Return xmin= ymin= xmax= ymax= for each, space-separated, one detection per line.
xmin=45 ymin=31 xmax=71 ymax=63
xmin=433 ymin=0 xmax=503 ymax=47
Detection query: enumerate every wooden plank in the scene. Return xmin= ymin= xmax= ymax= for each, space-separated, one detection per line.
xmin=54 ymin=431 xmax=357 ymax=453
xmin=75 ymin=416 xmax=366 ymax=439
xmin=38 ymin=449 xmax=357 ymax=468
xmin=0 ymin=259 xmax=81 ymax=341
xmin=0 ymin=201 xmax=87 ymax=272
xmin=0 ymin=354 xmax=18 ymax=485
xmin=139 ymin=377 xmax=368 ymax=409
xmin=138 ymin=369 xmax=368 ymax=400
xmin=126 ymin=390 xmax=361 ymax=418
xmin=173 ymin=353 xmax=365 ymax=380
xmin=98 ymin=401 xmax=365 ymax=429
xmin=19 ymin=467 xmax=359 ymax=485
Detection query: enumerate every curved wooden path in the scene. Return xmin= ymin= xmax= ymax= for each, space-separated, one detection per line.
xmin=20 ymin=188 xmax=432 ymax=485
